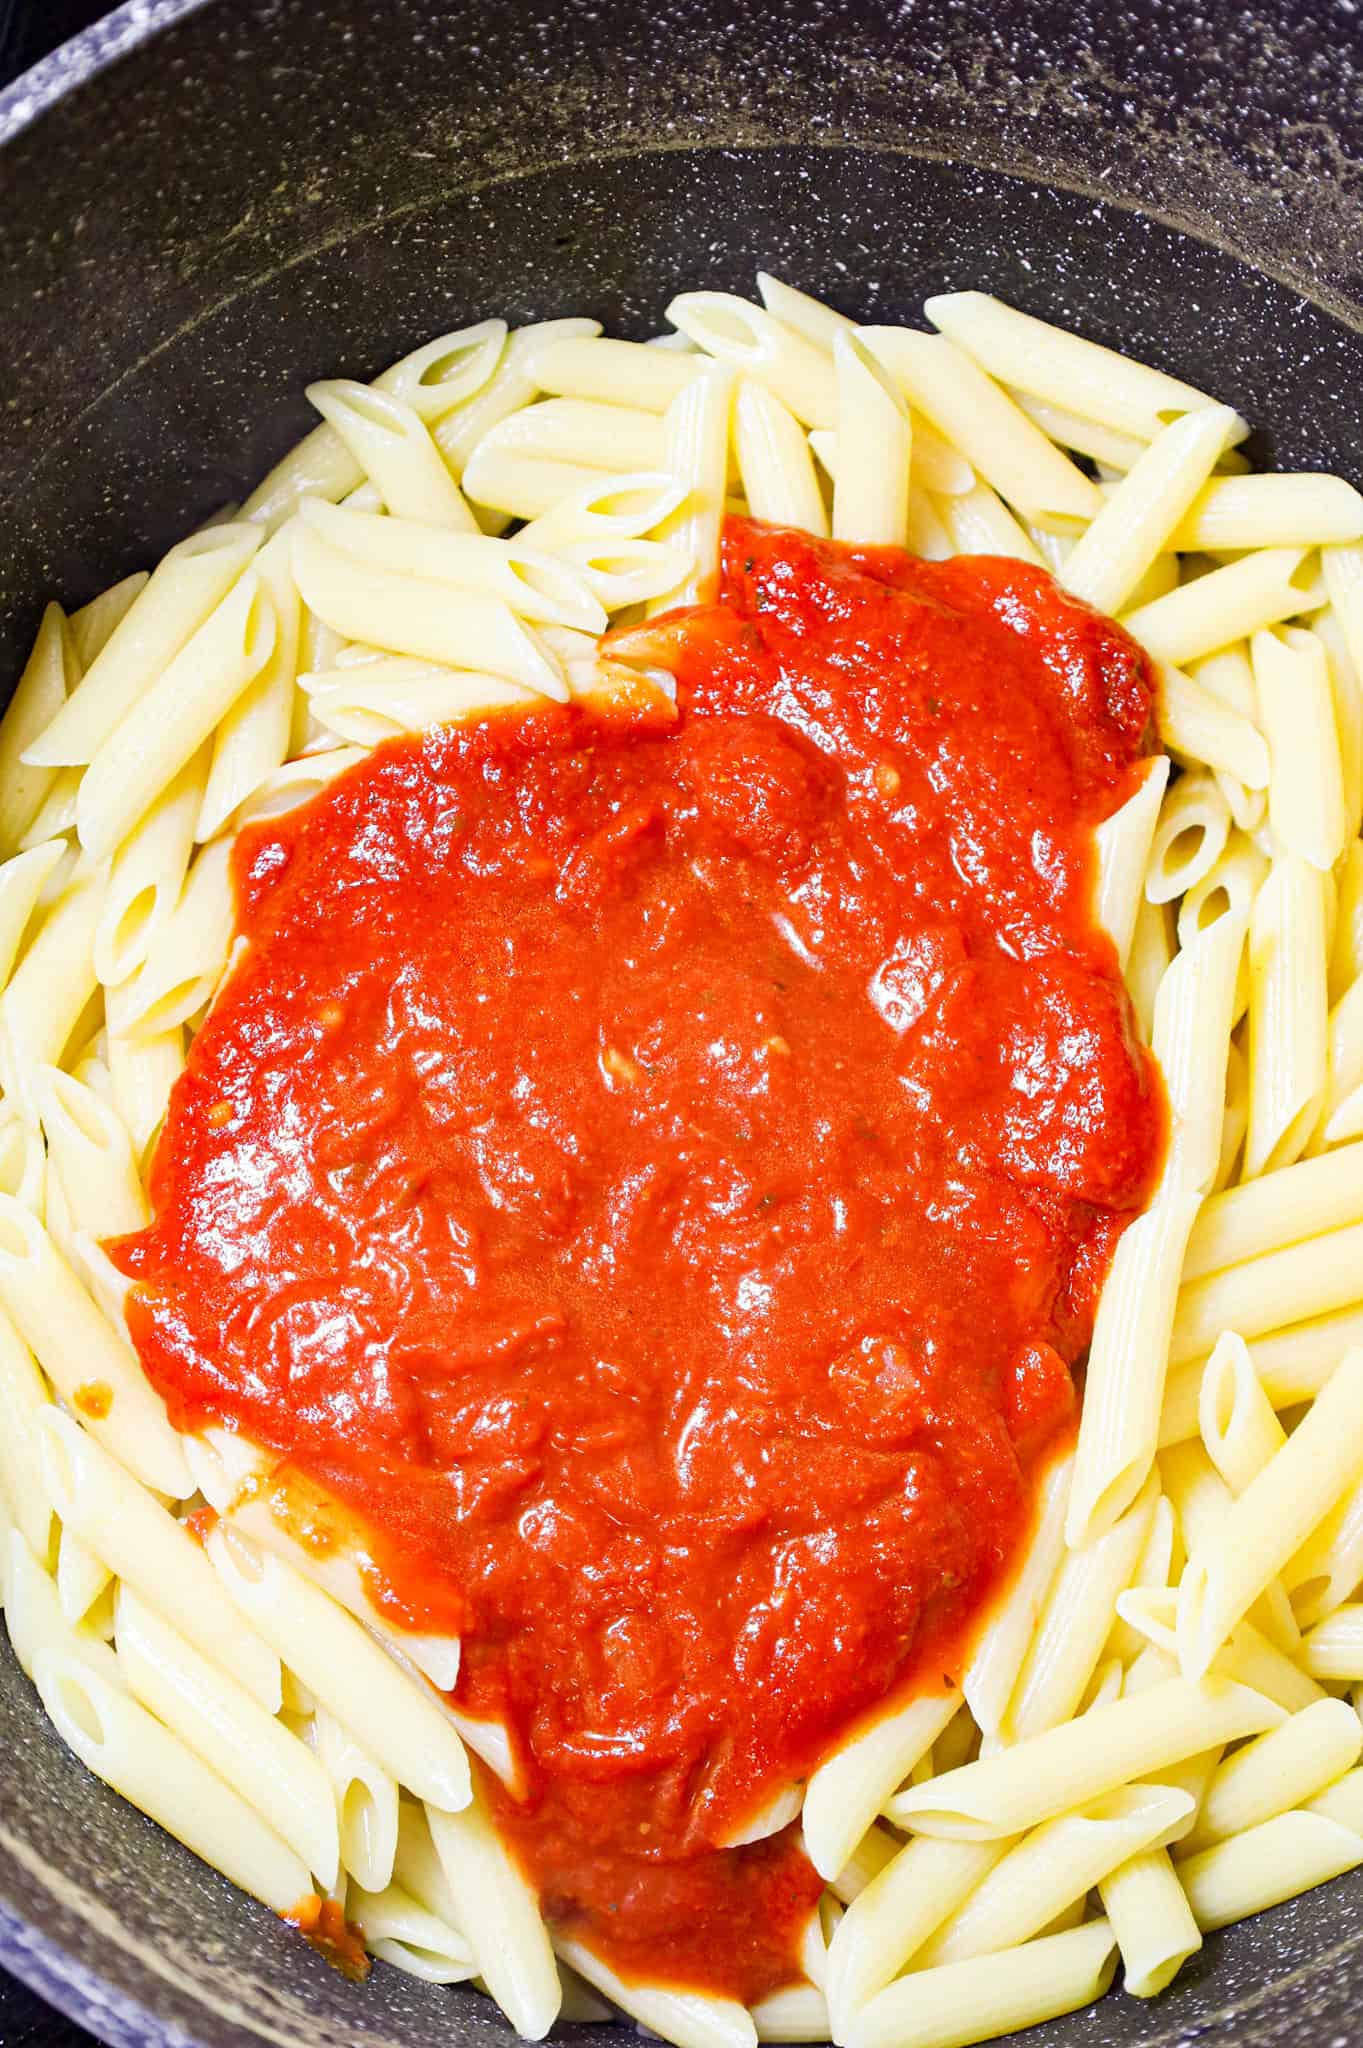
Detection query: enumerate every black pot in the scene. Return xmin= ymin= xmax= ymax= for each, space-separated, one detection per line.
xmin=3 ymin=3 xmax=1363 ymax=2044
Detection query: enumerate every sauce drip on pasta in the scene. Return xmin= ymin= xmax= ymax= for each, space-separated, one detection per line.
xmin=114 ymin=518 xmax=1165 ymax=2000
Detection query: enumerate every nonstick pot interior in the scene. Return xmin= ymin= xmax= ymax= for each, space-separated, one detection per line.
xmin=4 ymin=2 xmax=1363 ymax=2045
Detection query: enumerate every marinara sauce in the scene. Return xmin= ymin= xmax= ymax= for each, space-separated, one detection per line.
xmin=114 ymin=518 xmax=1165 ymax=2002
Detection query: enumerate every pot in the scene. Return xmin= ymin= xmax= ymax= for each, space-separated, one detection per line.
xmin=2 ymin=2 xmax=1362 ymax=2043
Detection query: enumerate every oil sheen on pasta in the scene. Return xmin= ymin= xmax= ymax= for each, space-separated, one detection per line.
xmin=114 ymin=518 xmax=1165 ymax=2001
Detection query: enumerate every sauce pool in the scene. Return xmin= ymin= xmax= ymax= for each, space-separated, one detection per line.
xmin=114 ymin=518 xmax=1165 ymax=2001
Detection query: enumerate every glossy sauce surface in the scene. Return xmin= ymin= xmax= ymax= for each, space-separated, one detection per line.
xmin=116 ymin=519 xmax=1164 ymax=2000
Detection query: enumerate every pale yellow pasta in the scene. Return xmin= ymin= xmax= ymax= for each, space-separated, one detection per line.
xmin=1285 ymin=1470 xmax=1363 ymax=1630
xmin=77 ymin=570 xmax=276 ymax=861
xmin=935 ymin=478 xmax=1044 ymax=565
xmin=241 ymin=322 xmax=507 ymax=530
xmin=1062 ymin=406 xmax=1237 ymax=616
xmin=1253 ymin=625 xmax=1348 ymax=870
xmin=1010 ymin=391 xmax=1147 ymax=473
xmin=1198 ymin=1333 xmax=1286 ymax=1494
xmin=0 ymin=1113 xmax=47 ymax=1214
xmin=1163 ymin=1306 xmax=1363 ymax=1447
xmin=1302 ymin=608 xmax=1363 ymax=842
xmin=646 ymin=364 xmax=736 ymax=613
xmin=1321 ymin=967 xmax=1363 ymax=1144
xmin=963 ymin=1453 xmax=1071 ymax=1735
xmin=830 ymin=330 xmax=911 ymax=547
xmin=667 ymin=292 xmax=835 ymax=428
xmin=205 ymin=1523 xmax=470 ymax=1811
xmin=18 ymin=766 xmax=80 ymax=849
xmin=1186 ymin=1139 xmax=1363 ymax=1280
xmin=290 ymin=521 xmax=565 ymax=699
xmin=1144 ymin=770 xmax=1230 ymax=906
xmin=526 ymin=333 xmax=696 ymax=422
xmin=0 ymin=605 xmax=75 ymax=850
xmin=827 ymin=1823 xmax=900 ymax=1907
xmin=802 ymin=1687 xmax=959 ymax=1882
xmin=885 ymin=1678 xmax=1280 ymax=1839
xmin=427 ymin=1799 xmax=562 ymax=2042
xmin=843 ymin=1919 xmax=1118 ymax=2048
xmin=515 ymin=469 xmax=688 ymax=555
xmin=826 ymin=1837 xmax=1011 ymax=2027
xmin=862 ymin=327 xmax=1099 ymax=528
xmin=35 ymin=1066 xmax=147 ymax=1237
xmin=1160 ymin=1439 xmax=1298 ymax=1655
xmin=0 ymin=1304 xmax=55 ymax=1564
xmin=925 ymin=291 xmax=1233 ymax=442
xmin=1299 ymin=1606 xmax=1363 ymax=1681
xmin=1123 ymin=549 xmax=1318 ymax=668
xmin=906 ymin=487 xmax=954 ymax=560
xmin=107 ymin=1019 xmax=184 ymax=1162
xmin=54 ymin=1523 xmax=110 ymax=1630
xmin=1155 ymin=662 xmax=1270 ymax=787
xmin=1179 ymin=1810 xmax=1363 ymax=1930
xmin=3 ymin=1528 xmax=120 ymax=1686
xmin=467 ymin=395 xmax=665 ymax=472
xmin=1181 ymin=1697 xmax=1362 ymax=1853
xmin=26 ymin=525 xmax=262 ymax=770
xmin=303 ymin=662 xmax=536 ymax=749
xmin=1170 ymin=474 xmax=1363 ymax=551
xmin=40 ymin=1410 xmax=278 ymax=1708
xmin=558 ymin=1935 xmax=751 ymax=2048
xmin=346 ymin=1879 xmax=475 ymax=1984
xmin=94 ymin=746 xmax=208 ymax=989
xmin=914 ymin=1785 xmax=1192 ymax=1969
xmin=311 ymin=1701 xmax=399 ymax=1894
xmin=114 ymin=839 xmax=236 ymax=1037
xmin=0 ymin=870 xmax=103 ymax=1115
xmin=809 ymin=419 xmax=972 ymax=501
xmin=754 ymin=273 xmax=851 ymax=351
xmin=1126 ymin=893 xmax=1174 ymax=1042
xmin=1245 ymin=850 xmax=1328 ymax=1176
xmin=0 ymin=839 xmax=67 ymax=994
xmin=196 ymin=532 xmax=301 ymax=842
xmin=114 ymin=1583 xmax=339 ymax=1887
xmin=34 ymin=1646 xmax=309 ymax=1913
xmin=1177 ymin=1344 xmax=1363 ymax=1675
xmin=296 ymin=498 xmax=606 ymax=631
xmin=1006 ymin=1475 xmax=1156 ymax=1741
xmin=1098 ymin=1845 xmax=1201 ymax=1996
xmin=69 ymin=572 xmax=150 ymax=671
xmin=750 ymin=1987 xmax=827 ymax=2042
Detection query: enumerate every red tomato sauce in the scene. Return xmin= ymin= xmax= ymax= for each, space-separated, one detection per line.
xmin=114 ymin=518 xmax=1165 ymax=2002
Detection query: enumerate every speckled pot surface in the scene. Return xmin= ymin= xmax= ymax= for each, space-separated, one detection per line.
xmin=3 ymin=1 xmax=1363 ymax=2043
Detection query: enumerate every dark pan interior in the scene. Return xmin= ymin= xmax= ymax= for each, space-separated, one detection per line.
xmin=4 ymin=1 xmax=1363 ymax=2045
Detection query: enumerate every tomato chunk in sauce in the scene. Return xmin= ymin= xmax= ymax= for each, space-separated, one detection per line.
xmin=114 ymin=518 xmax=1165 ymax=2001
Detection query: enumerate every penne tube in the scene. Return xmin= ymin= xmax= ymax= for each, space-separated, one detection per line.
xmin=963 ymin=1452 xmax=1070 ymax=1735
xmin=241 ymin=322 xmax=507 ymax=531
xmin=205 ymin=1523 xmax=470 ymax=1812
xmin=465 ymin=395 xmax=665 ymax=473
xmin=515 ymin=469 xmax=688 ymax=554
xmin=527 ymin=332 xmax=696 ymax=417
xmin=1285 ymin=1470 xmax=1363 ymax=1630
xmin=750 ymin=1986 xmax=827 ymax=2043
xmin=809 ymin=420 xmax=973 ymax=502
xmin=827 ymin=1822 xmax=900 ymax=1906
xmin=935 ymin=478 xmax=1044 ymax=565
xmin=94 ymin=745 xmax=208 ymax=988
xmin=1171 ymin=474 xmax=1363 ymax=551
xmin=70 ymin=572 xmax=150 ymax=670
xmin=1162 ymin=1305 xmax=1363 ymax=1447
xmin=1177 ymin=1344 xmax=1363 ymax=1675
xmin=427 ymin=1798 xmax=562 ymax=2042
xmin=26 ymin=526 xmax=262 ymax=771
xmin=41 ymin=1410 xmax=279 ymax=1710
xmin=295 ymin=498 xmax=605 ymax=631
xmin=3 ymin=1528 xmax=121 ymax=1686
xmin=914 ymin=1784 xmax=1192 ymax=1968
xmin=35 ymin=1066 xmax=148 ymax=1237
xmin=1010 ymin=390 xmax=1148 ymax=472
xmin=842 ymin=1919 xmax=1119 ymax=2048
xmin=0 ymin=838 xmax=67 ymax=994
xmin=346 ymin=1879 xmax=475 ymax=1983
xmin=1006 ymin=1474 xmax=1156 ymax=1740
xmin=646 ymin=364 xmax=736 ymax=613
xmin=831 ymin=330 xmax=911 ymax=547
xmin=0 ymin=1303 xmax=55 ymax=1565
xmin=0 ymin=871 xmax=103 ymax=1115
xmin=1245 ymin=849 xmax=1328 ymax=1176
xmin=1178 ymin=1810 xmax=1363 ymax=1930
xmin=1062 ymin=406 xmax=1238 ymax=616
xmin=906 ymin=487 xmax=954 ymax=560
xmin=1198 ymin=1333 xmax=1285 ymax=1493
xmin=118 ymin=840 xmax=236 ymax=1037
xmin=1173 ymin=1220 xmax=1363 ymax=1364
xmin=1322 ymin=966 xmax=1363 ymax=1143
xmin=34 ymin=1646 xmax=308 ymax=1913
xmin=1161 ymin=1437 xmax=1299 ymax=1654
xmin=1098 ymin=1844 xmax=1201 ymax=1996
xmin=1126 ymin=893 xmax=1174 ymax=1043
xmin=0 ymin=1197 xmax=188 ymax=1494
xmin=54 ymin=1525 xmax=111 ymax=1629
xmin=312 ymin=1702 xmax=399 ymax=1894
xmin=1156 ymin=662 xmax=1270 ymax=787
xmin=755 ymin=272 xmax=852 ymax=350
xmin=1299 ymin=1605 xmax=1363 ymax=1681
xmin=860 ymin=328 xmax=1100 ymax=528
xmin=667 ymin=292 xmax=834 ymax=427
xmin=196 ymin=532 xmax=300 ymax=843
xmin=1185 ymin=1138 xmax=1363 ymax=1279
xmin=885 ymin=1678 xmax=1281 ymax=1839
xmin=1123 ymin=548 xmax=1318 ymax=668
xmin=302 ymin=663 xmax=538 ymax=748
xmin=924 ymin=291 xmax=1235 ymax=442
xmin=1181 ymin=1697 xmax=1362 ymax=1852
xmin=19 ymin=766 xmax=80 ymax=848
xmin=1253 ymin=625 xmax=1348 ymax=870
xmin=732 ymin=385 xmax=828 ymax=535
xmin=1144 ymin=769 xmax=1229 ymax=907
xmin=802 ymin=1686 xmax=959 ymax=1881
xmin=107 ymin=1020 xmax=184 ymax=1162
xmin=303 ymin=380 xmax=471 ymax=530
xmin=546 ymin=534 xmax=691 ymax=612
xmin=290 ymin=522 xmax=566 ymax=700
xmin=77 ymin=571 xmax=276 ymax=860
xmin=558 ymin=1934 xmax=750 ymax=2048
xmin=0 ymin=605 xmax=76 ymax=849
xmin=826 ymin=1836 xmax=1010 ymax=2025
xmin=114 ymin=1583 xmax=339 ymax=1887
